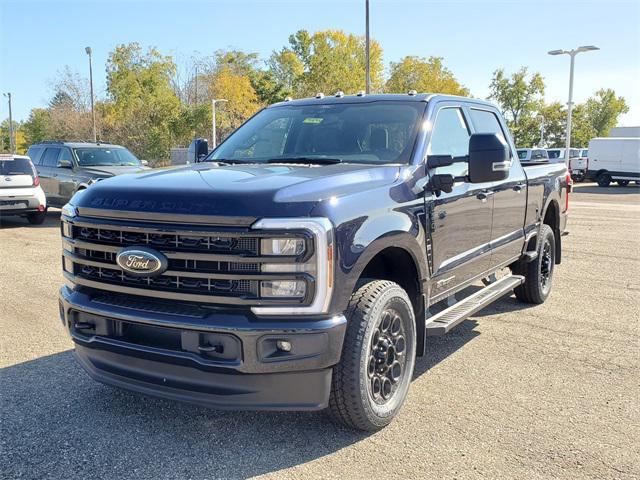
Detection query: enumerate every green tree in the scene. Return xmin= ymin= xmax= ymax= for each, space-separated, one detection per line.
xmin=21 ymin=108 xmax=53 ymax=146
xmin=104 ymin=43 xmax=181 ymax=162
xmin=488 ymin=67 xmax=545 ymax=145
xmin=583 ymin=88 xmax=629 ymax=137
xmin=385 ymin=56 xmax=469 ymax=95
xmin=269 ymin=29 xmax=384 ymax=97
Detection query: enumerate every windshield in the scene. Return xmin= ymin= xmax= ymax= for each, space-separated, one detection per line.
xmin=517 ymin=150 xmax=529 ymax=160
xmin=208 ymin=102 xmax=426 ymax=165
xmin=0 ymin=158 xmax=35 ymax=176
xmin=74 ymin=147 xmax=141 ymax=167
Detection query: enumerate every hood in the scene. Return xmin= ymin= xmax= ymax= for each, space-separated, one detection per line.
xmin=74 ymin=163 xmax=401 ymax=220
xmin=80 ymin=165 xmax=151 ymax=177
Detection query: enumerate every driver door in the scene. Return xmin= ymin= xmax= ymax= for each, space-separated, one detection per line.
xmin=426 ymin=105 xmax=494 ymax=297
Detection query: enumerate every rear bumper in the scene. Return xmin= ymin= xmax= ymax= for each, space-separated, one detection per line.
xmin=0 ymin=189 xmax=46 ymax=215
xmin=59 ymin=286 xmax=347 ymax=410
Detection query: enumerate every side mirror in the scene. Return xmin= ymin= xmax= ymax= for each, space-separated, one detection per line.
xmin=468 ymin=133 xmax=510 ymax=183
xmin=141 ymin=159 xmax=149 ymax=166
xmin=57 ymin=159 xmax=72 ymax=168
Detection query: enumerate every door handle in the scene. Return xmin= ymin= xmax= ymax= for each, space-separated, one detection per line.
xmin=513 ymin=183 xmax=525 ymax=192
xmin=476 ymin=191 xmax=494 ymax=201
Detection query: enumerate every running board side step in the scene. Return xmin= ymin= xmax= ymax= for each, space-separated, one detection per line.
xmin=425 ymin=275 xmax=524 ymax=336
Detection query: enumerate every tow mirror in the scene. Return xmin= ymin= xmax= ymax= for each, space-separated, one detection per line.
xmin=468 ymin=133 xmax=510 ymax=183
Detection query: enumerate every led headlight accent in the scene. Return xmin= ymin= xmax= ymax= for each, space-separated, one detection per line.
xmin=260 ymin=280 xmax=306 ymax=298
xmin=251 ymin=218 xmax=334 ymax=316
xmin=261 ymin=237 xmax=305 ymax=256
xmin=61 ymin=203 xmax=77 ymax=218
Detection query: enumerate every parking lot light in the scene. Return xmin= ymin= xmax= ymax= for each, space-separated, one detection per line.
xmin=548 ymin=45 xmax=600 ymax=164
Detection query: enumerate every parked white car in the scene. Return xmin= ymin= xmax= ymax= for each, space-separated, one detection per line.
xmin=0 ymin=154 xmax=47 ymax=224
xmin=546 ymin=148 xmax=581 ymax=164
xmin=517 ymin=148 xmax=549 ymax=164
xmin=587 ymin=137 xmax=640 ymax=187
xmin=568 ymin=148 xmax=589 ymax=182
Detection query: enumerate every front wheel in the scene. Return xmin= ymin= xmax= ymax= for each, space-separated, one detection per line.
xmin=597 ymin=173 xmax=611 ymax=187
xmin=328 ymin=280 xmax=416 ymax=431
xmin=513 ymin=224 xmax=556 ymax=304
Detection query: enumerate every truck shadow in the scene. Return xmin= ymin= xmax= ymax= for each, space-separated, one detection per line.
xmin=0 ymin=209 xmax=60 ymax=229
xmin=2 ymin=316 xmax=482 ymax=479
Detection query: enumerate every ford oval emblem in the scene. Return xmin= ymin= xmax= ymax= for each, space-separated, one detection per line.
xmin=116 ymin=247 xmax=167 ymax=277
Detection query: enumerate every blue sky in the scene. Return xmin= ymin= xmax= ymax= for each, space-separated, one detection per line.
xmin=1 ymin=0 xmax=639 ymax=124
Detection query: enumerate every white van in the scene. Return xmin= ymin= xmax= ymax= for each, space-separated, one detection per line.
xmin=587 ymin=137 xmax=640 ymax=187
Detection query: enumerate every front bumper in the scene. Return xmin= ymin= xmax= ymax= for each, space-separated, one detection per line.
xmin=59 ymin=286 xmax=347 ymax=410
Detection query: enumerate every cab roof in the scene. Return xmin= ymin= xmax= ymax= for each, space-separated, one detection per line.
xmin=269 ymin=92 xmax=497 ymax=109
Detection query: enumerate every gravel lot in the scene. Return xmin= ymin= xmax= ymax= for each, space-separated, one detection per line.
xmin=1 ymin=183 xmax=639 ymax=480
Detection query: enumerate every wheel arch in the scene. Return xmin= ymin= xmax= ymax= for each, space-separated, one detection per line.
xmin=345 ymin=236 xmax=428 ymax=356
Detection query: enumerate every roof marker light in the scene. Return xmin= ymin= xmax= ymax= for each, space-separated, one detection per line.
xmin=315 ymin=93 xmax=325 ymax=99
xmin=334 ymin=91 xmax=344 ymax=98
xmin=407 ymin=90 xmax=417 ymax=96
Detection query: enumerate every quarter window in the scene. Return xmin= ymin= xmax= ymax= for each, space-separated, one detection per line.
xmin=26 ymin=146 xmax=44 ymax=165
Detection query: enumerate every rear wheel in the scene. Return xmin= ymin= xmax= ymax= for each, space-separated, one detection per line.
xmin=617 ymin=180 xmax=630 ymax=187
xmin=597 ymin=173 xmax=611 ymax=187
xmin=513 ymin=224 xmax=556 ymax=304
xmin=27 ymin=211 xmax=46 ymax=225
xmin=328 ymin=280 xmax=416 ymax=431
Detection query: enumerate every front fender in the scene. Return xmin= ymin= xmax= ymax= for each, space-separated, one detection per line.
xmin=329 ymin=211 xmax=428 ymax=314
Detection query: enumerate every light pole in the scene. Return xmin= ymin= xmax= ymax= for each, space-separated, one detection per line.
xmin=548 ymin=45 xmax=599 ymax=163
xmin=365 ymin=0 xmax=370 ymax=94
xmin=537 ymin=114 xmax=545 ymax=147
xmin=3 ymin=92 xmax=14 ymax=153
xmin=85 ymin=46 xmax=97 ymax=143
xmin=211 ymin=99 xmax=228 ymax=148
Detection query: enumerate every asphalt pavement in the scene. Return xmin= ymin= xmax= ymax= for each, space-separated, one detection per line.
xmin=1 ymin=182 xmax=638 ymax=479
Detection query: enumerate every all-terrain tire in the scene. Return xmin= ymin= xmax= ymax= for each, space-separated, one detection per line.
xmin=514 ymin=224 xmax=556 ymax=304
xmin=328 ymin=280 xmax=416 ymax=431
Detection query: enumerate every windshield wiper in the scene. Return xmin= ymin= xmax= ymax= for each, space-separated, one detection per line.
xmin=204 ymin=158 xmax=254 ymax=165
xmin=267 ymin=157 xmax=342 ymax=165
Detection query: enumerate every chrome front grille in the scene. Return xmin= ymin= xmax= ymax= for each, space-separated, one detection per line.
xmin=62 ymin=217 xmax=313 ymax=306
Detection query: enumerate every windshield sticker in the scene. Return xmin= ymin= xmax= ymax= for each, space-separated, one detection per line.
xmin=303 ymin=117 xmax=324 ymax=124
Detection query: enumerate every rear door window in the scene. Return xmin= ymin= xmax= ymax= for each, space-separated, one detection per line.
xmin=469 ymin=108 xmax=507 ymax=141
xmin=41 ymin=148 xmax=61 ymax=167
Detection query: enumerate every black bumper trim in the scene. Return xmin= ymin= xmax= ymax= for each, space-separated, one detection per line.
xmin=74 ymin=345 xmax=332 ymax=410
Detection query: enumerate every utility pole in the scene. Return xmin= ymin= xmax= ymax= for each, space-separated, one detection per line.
xmin=194 ymin=66 xmax=198 ymax=105
xmin=85 ymin=46 xmax=97 ymax=142
xmin=211 ymin=99 xmax=228 ymax=148
xmin=3 ymin=93 xmax=14 ymax=153
xmin=548 ymin=45 xmax=599 ymax=163
xmin=365 ymin=0 xmax=371 ymax=94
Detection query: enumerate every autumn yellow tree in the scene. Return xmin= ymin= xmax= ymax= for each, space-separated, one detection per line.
xmin=385 ymin=56 xmax=469 ymax=96
xmin=269 ymin=29 xmax=384 ymax=97
xmin=204 ymin=66 xmax=263 ymax=141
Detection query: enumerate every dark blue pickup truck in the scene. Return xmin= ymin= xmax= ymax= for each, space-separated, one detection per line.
xmin=58 ymin=93 xmax=569 ymax=431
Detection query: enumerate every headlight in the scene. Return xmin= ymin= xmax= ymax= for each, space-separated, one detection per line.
xmin=61 ymin=203 xmax=77 ymax=218
xmin=251 ymin=218 xmax=334 ymax=316
xmin=261 ymin=238 xmax=305 ymax=256
xmin=260 ymin=280 xmax=306 ymax=298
